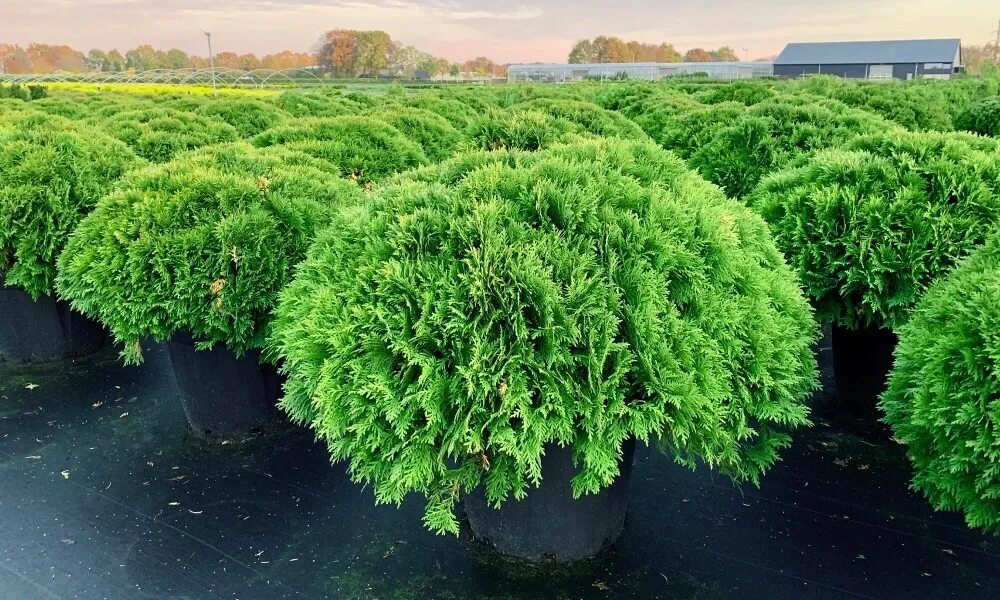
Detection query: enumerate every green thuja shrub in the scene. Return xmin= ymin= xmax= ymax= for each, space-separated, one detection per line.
xmin=696 ymin=81 xmax=776 ymax=106
xmin=270 ymin=138 xmax=819 ymax=534
xmin=513 ymin=98 xmax=648 ymax=139
xmin=252 ymin=115 xmax=427 ymax=183
xmin=0 ymin=112 xmax=142 ymax=297
xmin=462 ymin=109 xmax=583 ymax=151
xmin=195 ymin=99 xmax=291 ymax=137
xmin=367 ymin=106 xmax=460 ymax=162
xmin=688 ymin=116 xmax=779 ymax=198
xmin=90 ymin=107 xmax=238 ymax=162
xmin=954 ymin=98 xmax=1000 ymax=137
xmin=399 ymin=94 xmax=479 ymax=126
xmin=881 ymin=234 xmax=1000 ymax=533
xmin=749 ymin=131 xmax=1000 ymax=331
xmin=270 ymin=91 xmax=363 ymax=117
xmin=56 ymin=142 xmax=363 ymax=363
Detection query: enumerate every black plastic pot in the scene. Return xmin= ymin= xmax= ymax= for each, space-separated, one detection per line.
xmin=0 ymin=283 xmax=106 ymax=364
xmin=464 ymin=439 xmax=637 ymax=562
xmin=166 ymin=331 xmax=282 ymax=438
xmin=831 ymin=325 xmax=898 ymax=415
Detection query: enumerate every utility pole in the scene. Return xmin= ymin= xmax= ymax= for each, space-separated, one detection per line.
xmin=203 ymin=31 xmax=217 ymax=95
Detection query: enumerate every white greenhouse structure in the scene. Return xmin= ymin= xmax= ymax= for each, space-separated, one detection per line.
xmin=507 ymin=61 xmax=774 ymax=83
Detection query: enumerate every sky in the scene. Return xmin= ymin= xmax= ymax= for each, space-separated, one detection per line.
xmin=1 ymin=0 xmax=998 ymax=63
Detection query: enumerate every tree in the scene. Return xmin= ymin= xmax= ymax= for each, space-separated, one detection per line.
xmin=712 ymin=46 xmax=739 ymax=61
xmin=318 ymin=29 xmax=359 ymax=77
xmin=355 ymin=30 xmax=392 ymax=76
xmin=655 ymin=43 xmax=683 ymax=62
xmin=213 ymin=51 xmax=240 ymax=69
xmin=568 ymin=39 xmax=598 ymax=64
xmin=125 ymin=45 xmax=162 ymax=71
xmin=684 ymin=48 xmax=713 ymax=62
xmin=449 ymin=63 xmax=460 ymax=77
xmin=237 ymin=53 xmax=261 ymax=70
xmin=0 ymin=44 xmax=32 ymax=74
xmin=26 ymin=44 xmax=86 ymax=72
xmin=85 ymin=49 xmax=107 ymax=71
xmin=106 ymin=49 xmax=125 ymax=72
xmin=962 ymin=44 xmax=999 ymax=75
xmin=164 ymin=48 xmax=190 ymax=69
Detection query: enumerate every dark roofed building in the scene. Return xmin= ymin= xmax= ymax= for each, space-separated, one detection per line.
xmin=774 ymin=38 xmax=962 ymax=80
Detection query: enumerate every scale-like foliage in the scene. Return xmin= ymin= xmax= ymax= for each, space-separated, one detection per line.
xmin=514 ymin=98 xmax=648 ymax=140
xmin=881 ymin=234 xmax=1000 ymax=533
xmin=90 ymin=107 xmax=238 ymax=162
xmin=462 ymin=109 xmax=584 ymax=152
xmin=367 ymin=106 xmax=460 ymax=162
xmin=196 ymin=99 xmax=291 ymax=138
xmin=252 ymin=115 xmax=427 ymax=183
xmin=749 ymin=131 xmax=1000 ymax=330
xmin=954 ymin=98 xmax=1000 ymax=137
xmin=271 ymin=138 xmax=818 ymax=535
xmin=0 ymin=111 xmax=142 ymax=297
xmin=56 ymin=142 xmax=363 ymax=363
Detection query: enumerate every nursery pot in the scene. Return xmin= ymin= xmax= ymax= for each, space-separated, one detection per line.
xmin=0 ymin=282 xmax=106 ymax=364
xmin=166 ymin=331 xmax=282 ymax=438
xmin=831 ymin=325 xmax=898 ymax=415
xmin=464 ymin=438 xmax=637 ymax=562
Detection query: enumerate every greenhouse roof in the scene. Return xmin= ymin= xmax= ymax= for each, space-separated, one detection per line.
xmin=775 ymin=39 xmax=961 ymax=65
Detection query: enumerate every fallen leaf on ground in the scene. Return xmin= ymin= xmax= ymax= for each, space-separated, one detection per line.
xmin=61 ymin=470 xmax=70 ymax=479
xmin=24 ymin=383 xmax=39 ymax=390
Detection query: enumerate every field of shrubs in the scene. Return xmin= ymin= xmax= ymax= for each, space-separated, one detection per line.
xmin=2 ymin=74 xmax=1000 ymax=583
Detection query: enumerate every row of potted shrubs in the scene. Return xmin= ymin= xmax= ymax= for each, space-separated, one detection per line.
xmin=2 ymin=81 xmax=1000 ymax=560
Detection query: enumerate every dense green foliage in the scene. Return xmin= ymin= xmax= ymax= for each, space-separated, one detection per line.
xmin=749 ymin=131 xmax=1000 ymax=330
xmin=514 ymin=98 xmax=648 ymax=139
xmin=881 ymin=234 xmax=1000 ymax=533
xmin=0 ymin=111 xmax=142 ymax=297
xmin=366 ymin=106 xmax=460 ymax=162
xmin=0 ymin=83 xmax=47 ymax=101
xmin=195 ymin=99 xmax=291 ymax=138
xmin=91 ymin=107 xmax=238 ymax=162
xmin=462 ymin=109 xmax=583 ymax=151
xmin=56 ymin=143 xmax=363 ymax=362
xmin=954 ymin=98 xmax=1000 ymax=137
xmin=253 ymin=115 xmax=427 ymax=183
xmin=270 ymin=138 xmax=819 ymax=534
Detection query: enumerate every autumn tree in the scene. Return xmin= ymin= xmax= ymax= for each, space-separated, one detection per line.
xmin=684 ymin=48 xmax=713 ymax=62
xmin=86 ymin=49 xmax=108 ymax=71
xmin=711 ymin=46 xmax=740 ymax=61
xmin=318 ymin=29 xmax=359 ymax=77
xmin=26 ymin=43 xmax=86 ymax=72
xmin=0 ymin=44 xmax=32 ymax=74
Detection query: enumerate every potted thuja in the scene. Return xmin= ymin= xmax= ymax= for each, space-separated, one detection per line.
xmin=750 ymin=131 xmax=1000 ymax=415
xmin=57 ymin=142 xmax=362 ymax=437
xmin=270 ymin=139 xmax=819 ymax=561
xmin=0 ymin=112 xmax=142 ymax=363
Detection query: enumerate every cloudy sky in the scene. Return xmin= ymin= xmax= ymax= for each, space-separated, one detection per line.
xmin=2 ymin=0 xmax=997 ymax=62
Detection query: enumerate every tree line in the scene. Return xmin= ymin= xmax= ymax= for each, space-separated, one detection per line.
xmin=0 ymin=32 xmax=508 ymax=79
xmin=569 ymin=36 xmax=743 ymax=64
xmin=0 ymin=43 xmax=314 ymax=74
xmin=316 ymin=29 xmax=505 ymax=78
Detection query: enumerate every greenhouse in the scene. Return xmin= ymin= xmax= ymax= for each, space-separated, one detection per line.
xmin=507 ymin=61 xmax=775 ymax=82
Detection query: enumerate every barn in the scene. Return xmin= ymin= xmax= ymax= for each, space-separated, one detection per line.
xmin=774 ymin=38 xmax=962 ymax=80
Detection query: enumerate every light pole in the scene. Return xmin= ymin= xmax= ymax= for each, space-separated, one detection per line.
xmin=203 ymin=31 xmax=217 ymax=95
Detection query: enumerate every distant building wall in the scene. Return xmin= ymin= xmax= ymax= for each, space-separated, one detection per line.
xmin=773 ymin=62 xmax=954 ymax=80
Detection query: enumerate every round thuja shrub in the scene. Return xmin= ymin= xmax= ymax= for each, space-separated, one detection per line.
xmin=401 ymin=94 xmax=479 ymax=126
xmin=749 ymin=131 xmax=1000 ymax=331
xmin=0 ymin=112 xmax=142 ymax=297
xmin=56 ymin=142 xmax=363 ymax=363
xmin=367 ymin=106 xmax=460 ymax=162
xmin=687 ymin=116 xmax=780 ymax=198
xmin=513 ymin=98 xmax=648 ymax=140
xmin=462 ymin=109 xmax=583 ymax=152
xmin=91 ymin=107 xmax=238 ymax=163
xmin=270 ymin=91 xmax=360 ymax=117
xmin=880 ymin=234 xmax=1000 ymax=533
xmin=252 ymin=115 xmax=427 ymax=183
xmin=196 ymin=99 xmax=291 ymax=138
xmin=270 ymin=138 xmax=819 ymax=534
xmin=954 ymin=98 xmax=1000 ymax=137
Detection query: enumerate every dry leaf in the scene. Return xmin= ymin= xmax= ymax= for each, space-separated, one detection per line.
xmin=24 ymin=383 xmax=39 ymax=390
xmin=61 ymin=470 xmax=71 ymax=479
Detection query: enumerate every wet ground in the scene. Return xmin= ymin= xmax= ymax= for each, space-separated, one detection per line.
xmin=0 ymin=337 xmax=997 ymax=599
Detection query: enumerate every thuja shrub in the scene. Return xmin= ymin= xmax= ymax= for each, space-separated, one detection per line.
xmin=270 ymin=91 xmax=364 ymax=117
xmin=91 ymin=107 xmax=238 ymax=163
xmin=749 ymin=131 xmax=1000 ymax=331
xmin=56 ymin=142 xmax=363 ymax=362
xmin=696 ymin=81 xmax=777 ymax=106
xmin=253 ymin=116 xmax=426 ymax=183
xmin=462 ymin=109 xmax=584 ymax=152
xmin=514 ymin=98 xmax=648 ymax=140
xmin=954 ymin=98 xmax=1000 ymax=137
xmin=880 ymin=234 xmax=1000 ymax=533
xmin=687 ymin=116 xmax=780 ymax=198
xmin=0 ymin=112 xmax=142 ymax=297
xmin=398 ymin=94 xmax=479 ymax=126
xmin=270 ymin=138 xmax=819 ymax=534
xmin=196 ymin=99 xmax=291 ymax=138
xmin=367 ymin=106 xmax=460 ymax=162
